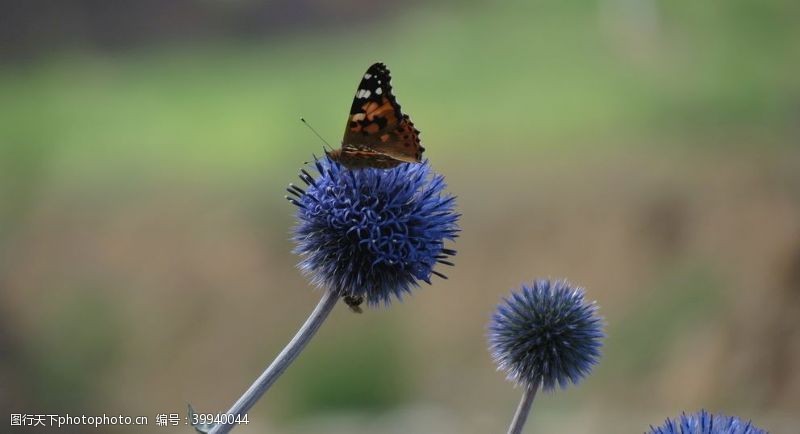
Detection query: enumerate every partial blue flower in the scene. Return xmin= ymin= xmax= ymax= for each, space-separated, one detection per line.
xmin=287 ymin=157 xmax=459 ymax=306
xmin=648 ymin=410 xmax=766 ymax=434
xmin=488 ymin=279 xmax=603 ymax=390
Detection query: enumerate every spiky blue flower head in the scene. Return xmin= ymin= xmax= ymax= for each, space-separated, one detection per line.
xmin=287 ymin=157 xmax=459 ymax=306
xmin=648 ymin=410 xmax=766 ymax=434
xmin=488 ymin=279 xmax=604 ymax=391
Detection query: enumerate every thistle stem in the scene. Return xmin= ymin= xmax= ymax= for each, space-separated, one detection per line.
xmin=506 ymin=382 xmax=540 ymax=434
xmin=207 ymin=288 xmax=340 ymax=434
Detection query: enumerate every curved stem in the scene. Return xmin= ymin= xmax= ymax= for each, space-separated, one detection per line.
xmin=208 ymin=288 xmax=340 ymax=434
xmin=506 ymin=382 xmax=540 ymax=434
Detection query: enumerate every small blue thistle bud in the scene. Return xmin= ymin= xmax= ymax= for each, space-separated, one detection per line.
xmin=488 ymin=279 xmax=604 ymax=391
xmin=648 ymin=410 xmax=767 ymax=434
xmin=287 ymin=157 xmax=459 ymax=306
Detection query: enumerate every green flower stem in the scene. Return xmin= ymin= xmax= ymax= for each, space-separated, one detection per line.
xmin=207 ymin=288 xmax=340 ymax=434
xmin=507 ymin=382 xmax=540 ymax=434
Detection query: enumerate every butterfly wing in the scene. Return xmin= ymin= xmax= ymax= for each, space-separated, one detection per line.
xmin=340 ymin=63 xmax=424 ymax=165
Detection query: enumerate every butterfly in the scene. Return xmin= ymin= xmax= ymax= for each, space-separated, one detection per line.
xmin=326 ymin=62 xmax=425 ymax=169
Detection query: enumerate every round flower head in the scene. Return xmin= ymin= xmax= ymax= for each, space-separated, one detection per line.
xmin=648 ymin=410 xmax=766 ymax=434
xmin=488 ymin=279 xmax=604 ymax=390
xmin=287 ymin=157 xmax=459 ymax=306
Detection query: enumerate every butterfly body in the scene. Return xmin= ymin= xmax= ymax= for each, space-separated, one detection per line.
xmin=327 ymin=62 xmax=425 ymax=169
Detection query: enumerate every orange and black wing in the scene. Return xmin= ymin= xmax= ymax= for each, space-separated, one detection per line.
xmin=340 ymin=62 xmax=424 ymax=165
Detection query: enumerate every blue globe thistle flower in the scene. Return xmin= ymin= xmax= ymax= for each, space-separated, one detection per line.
xmin=287 ymin=157 xmax=459 ymax=306
xmin=648 ymin=410 xmax=766 ymax=434
xmin=488 ymin=279 xmax=604 ymax=391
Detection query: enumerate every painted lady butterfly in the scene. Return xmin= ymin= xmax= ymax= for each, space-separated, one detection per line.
xmin=326 ymin=62 xmax=425 ymax=169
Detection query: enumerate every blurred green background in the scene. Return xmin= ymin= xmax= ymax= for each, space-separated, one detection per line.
xmin=1 ymin=1 xmax=799 ymax=433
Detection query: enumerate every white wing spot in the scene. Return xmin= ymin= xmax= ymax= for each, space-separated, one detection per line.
xmin=356 ymin=89 xmax=372 ymax=98
xmin=364 ymin=73 xmax=372 ymax=79
xmin=375 ymin=88 xmax=383 ymax=95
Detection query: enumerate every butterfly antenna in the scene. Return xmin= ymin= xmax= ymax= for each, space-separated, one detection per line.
xmin=300 ymin=118 xmax=334 ymax=152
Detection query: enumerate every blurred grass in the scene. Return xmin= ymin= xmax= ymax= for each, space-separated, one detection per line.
xmin=0 ymin=1 xmax=798 ymax=186
xmin=1 ymin=2 xmax=799 ymax=432
xmin=25 ymin=288 xmax=123 ymax=409
xmin=277 ymin=321 xmax=412 ymax=420
xmin=606 ymin=264 xmax=724 ymax=378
